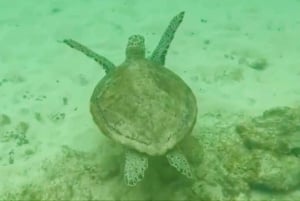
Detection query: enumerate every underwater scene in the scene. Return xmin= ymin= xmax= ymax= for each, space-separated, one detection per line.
xmin=0 ymin=0 xmax=300 ymax=200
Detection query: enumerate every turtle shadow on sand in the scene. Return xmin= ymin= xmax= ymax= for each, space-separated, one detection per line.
xmin=63 ymin=11 xmax=200 ymax=187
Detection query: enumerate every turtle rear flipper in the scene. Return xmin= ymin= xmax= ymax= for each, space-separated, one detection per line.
xmin=63 ymin=39 xmax=115 ymax=73
xmin=124 ymin=149 xmax=149 ymax=186
xmin=150 ymin=11 xmax=185 ymax=65
xmin=166 ymin=148 xmax=193 ymax=179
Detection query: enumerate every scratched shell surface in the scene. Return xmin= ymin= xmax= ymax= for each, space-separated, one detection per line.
xmin=90 ymin=59 xmax=197 ymax=156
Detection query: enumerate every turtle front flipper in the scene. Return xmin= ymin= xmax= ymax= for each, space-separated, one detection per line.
xmin=124 ymin=149 xmax=149 ymax=186
xmin=166 ymin=148 xmax=193 ymax=179
xmin=150 ymin=11 xmax=185 ymax=65
xmin=63 ymin=39 xmax=115 ymax=73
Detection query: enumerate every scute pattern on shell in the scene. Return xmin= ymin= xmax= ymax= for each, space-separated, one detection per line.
xmin=90 ymin=59 xmax=197 ymax=156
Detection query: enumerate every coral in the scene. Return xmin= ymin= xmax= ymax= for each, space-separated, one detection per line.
xmin=235 ymin=106 xmax=300 ymax=192
xmin=236 ymin=106 xmax=300 ymax=155
xmin=238 ymin=53 xmax=268 ymax=70
xmin=1 ymin=144 xmax=122 ymax=200
xmin=248 ymin=150 xmax=300 ymax=192
xmin=246 ymin=57 xmax=268 ymax=70
xmin=2 ymin=107 xmax=300 ymax=200
xmin=0 ymin=116 xmax=29 ymax=146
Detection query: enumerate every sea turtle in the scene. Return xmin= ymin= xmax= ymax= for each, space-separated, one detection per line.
xmin=63 ymin=11 xmax=198 ymax=186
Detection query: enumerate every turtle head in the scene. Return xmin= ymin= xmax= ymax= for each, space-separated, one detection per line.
xmin=125 ymin=35 xmax=145 ymax=60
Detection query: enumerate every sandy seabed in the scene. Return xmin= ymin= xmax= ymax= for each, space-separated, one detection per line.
xmin=0 ymin=0 xmax=300 ymax=200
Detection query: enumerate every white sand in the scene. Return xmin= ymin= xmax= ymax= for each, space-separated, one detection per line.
xmin=0 ymin=0 xmax=300 ymax=200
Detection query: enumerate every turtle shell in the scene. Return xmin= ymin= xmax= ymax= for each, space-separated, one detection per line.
xmin=90 ymin=59 xmax=197 ymax=156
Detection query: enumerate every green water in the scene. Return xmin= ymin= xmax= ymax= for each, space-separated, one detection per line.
xmin=0 ymin=0 xmax=300 ymax=200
